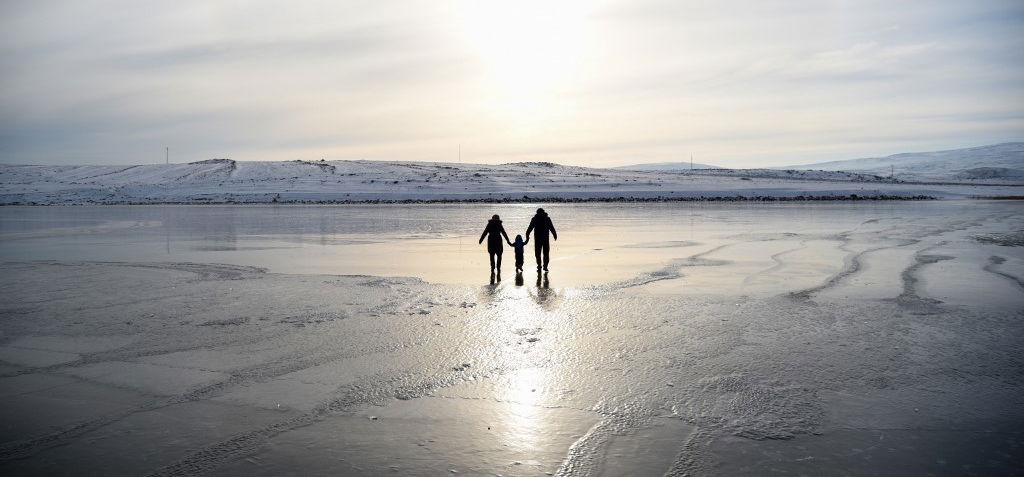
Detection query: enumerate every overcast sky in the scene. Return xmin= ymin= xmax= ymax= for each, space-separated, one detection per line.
xmin=1 ymin=0 xmax=1022 ymax=168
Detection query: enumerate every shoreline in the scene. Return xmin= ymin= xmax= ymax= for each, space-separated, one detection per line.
xmin=0 ymin=193 xmax=945 ymax=206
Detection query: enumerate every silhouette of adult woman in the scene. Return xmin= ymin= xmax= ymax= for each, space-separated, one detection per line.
xmin=479 ymin=214 xmax=511 ymax=274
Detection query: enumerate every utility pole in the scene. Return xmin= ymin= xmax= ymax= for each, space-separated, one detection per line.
xmin=690 ymin=154 xmax=693 ymax=170
xmin=459 ymin=144 xmax=461 ymax=163
xmin=166 ymin=147 xmax=169 ymax=165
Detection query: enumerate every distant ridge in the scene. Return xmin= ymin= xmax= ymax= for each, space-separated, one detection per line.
xmin=2 ymin=156 xmax=1019 ymax=205
xmin=777 ymin=142 xmax=1024 ymax=181
xmin=614 ymin=161 xmax=721 ymax=171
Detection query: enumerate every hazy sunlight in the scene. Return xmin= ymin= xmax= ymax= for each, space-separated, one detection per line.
xmin=457 ymin=0 xmax=593 ymax=123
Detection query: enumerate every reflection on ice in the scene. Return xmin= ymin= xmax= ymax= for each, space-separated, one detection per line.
xmin=531 ymin=273 xmax=556 ymax=309
xmin=1 ymin=201 xmax=1023 ymax=475
xmin=501 ymin=368 xmax=547 ymax=452
xmin=478 ymin=270 xmax=559 ymax=310
xmin=3 ymin=202 xmax=996 ymax=287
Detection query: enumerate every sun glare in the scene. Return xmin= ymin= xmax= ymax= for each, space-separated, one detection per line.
xmin=457 ymin=0 xmax=592 ymax=122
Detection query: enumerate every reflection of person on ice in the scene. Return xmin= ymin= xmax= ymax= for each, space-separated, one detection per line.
xmin=525 ymin=208 xmax=557 ymax=272
xmin=479 ymin=214 xmax=510 ymax=273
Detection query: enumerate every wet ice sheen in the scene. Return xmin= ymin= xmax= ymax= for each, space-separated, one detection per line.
xmin=0 ymin=201 xmax=1022 ymax=476
xmin=216 ymin=397 xmax=600 ymax=476
xmin=0 ymin=201 xmax=1007 ymax=287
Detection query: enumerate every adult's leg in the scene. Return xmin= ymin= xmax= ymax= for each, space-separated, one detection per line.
xmin=534 ymin=242 xmax=543 ymax=271
xmin=489 ymin=252 xmax=496 ymax=270
xmin=541 ymin=241 xmax=550 ymax=271
xmin=496 ymin=251 xmax=502 ymax=270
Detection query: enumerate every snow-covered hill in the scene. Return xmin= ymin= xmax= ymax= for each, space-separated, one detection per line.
xmin=614 ymin=161 xmax=721 ymax=171
xmin=1 ymin=158 xmax=1020 ymax=204
xmin=778 ymin=143 xmax=1024 ymax=181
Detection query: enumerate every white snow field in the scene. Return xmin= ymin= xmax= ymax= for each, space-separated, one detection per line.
xmin=778 ymin=142 xmax=1024 ymax=182
xmin=0 ymin=201 xmax=1022 ymax=475
xmin=612 ymin=161 xmax=723 ymax=171
xmin=1 ymin=148 xmax=1022 ymax=205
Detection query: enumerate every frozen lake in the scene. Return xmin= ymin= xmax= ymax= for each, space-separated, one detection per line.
xmin=4 ymin=201 xmax=1021 ymax=290
xmin=1 ymin=201 xmax=1022 ymax=475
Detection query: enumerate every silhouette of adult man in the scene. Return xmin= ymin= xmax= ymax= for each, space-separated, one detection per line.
xmin=525 ymin=208 xmax=557 ymax=272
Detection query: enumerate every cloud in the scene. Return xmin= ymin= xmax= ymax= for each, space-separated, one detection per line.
xmin=1 ymin=0 xmax=1021 ymax=167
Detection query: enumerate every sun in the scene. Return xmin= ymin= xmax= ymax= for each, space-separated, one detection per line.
xmin=456 ymin=0 xmax=593 ymax=122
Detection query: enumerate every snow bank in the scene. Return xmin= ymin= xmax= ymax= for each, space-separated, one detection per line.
xmin=778 ymin=142 xmax=1024 ymax=182
xmin=1 ymin=158 xmax=1020 ymax=204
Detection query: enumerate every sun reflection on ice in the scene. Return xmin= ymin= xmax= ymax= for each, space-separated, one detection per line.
xmin=500 ymin=368 xmax=548 ymax=452
xmin=473 ymin=269 xmax=567 ymax=452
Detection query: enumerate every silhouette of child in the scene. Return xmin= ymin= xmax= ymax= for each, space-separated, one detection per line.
xmin=511 ymin=234 xmax=529 ymax=272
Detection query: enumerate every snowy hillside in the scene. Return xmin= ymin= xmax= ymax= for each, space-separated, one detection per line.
xmin=955 ymin=167 xmax=1024 ymax=180
xmin=614 ymin=161 xmax=721 ymax=171
xmin=2 ymin=158 xmax=1021 ymax=204
xmin=778 ymin=143 xmax=1024 ymax=181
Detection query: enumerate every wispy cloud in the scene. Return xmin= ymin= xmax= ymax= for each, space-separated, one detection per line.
xmin=1 ymin=0 xmax=1021 ymax=167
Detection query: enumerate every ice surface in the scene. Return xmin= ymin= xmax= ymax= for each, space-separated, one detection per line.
xmin=0 ymin=374 xmax=79 ymax=398
xmin=138 ymin=349 xmax=282 ymax=373
xmin=0 ymin=374 xmax=151 ymax=441
xmin=4 ymin=335 xmax=136 ymax=354
xmin=61 ymin=362 xmax=229 ymax=396
xmin=0 ymin=201 xmax=1022 ymax=475
xmin=709 ymin=428 xmax=1022 ymax=476
xmin=8 ymin=201 xmax=1016 ymax=288
xmin=1 ymin=401 xmax=293 ymax=477
xmin=0 ymin=346 xmax=79 ymax=367
xmin=215 ymin=395 xmax=600 ymax=476
xmin=213 ymin=351 xmax=416 ymax=412
xmin=598 ymin=418 xmax=697 ymax=476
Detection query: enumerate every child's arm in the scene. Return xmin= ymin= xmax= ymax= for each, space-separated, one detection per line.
xmin=523 ymin=236 xmax=529 ymax=246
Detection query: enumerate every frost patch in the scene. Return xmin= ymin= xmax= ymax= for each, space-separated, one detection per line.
xmin=687 ymin=374 xmax=822 ymax=440
xmin=973 ymin=232 xmax=1024 ymax=247
xmin=622 ymin=241 xmax=701 ymax=249
xmin=279 ymin=311 xmax=348 ymax=326
xmin=197 ymin=317 xmax=249 ymax=327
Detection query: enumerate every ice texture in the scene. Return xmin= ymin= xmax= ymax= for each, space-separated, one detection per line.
xmin=0 ymin=201 xmax=1022 ymax=475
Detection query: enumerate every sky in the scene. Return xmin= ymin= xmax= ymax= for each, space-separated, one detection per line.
xmin=1 ymin=0 xmax=1022 ymax=168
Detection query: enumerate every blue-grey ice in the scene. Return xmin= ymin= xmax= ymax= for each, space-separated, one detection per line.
xmin=0 ymin=201 xmax=1022 ymax=476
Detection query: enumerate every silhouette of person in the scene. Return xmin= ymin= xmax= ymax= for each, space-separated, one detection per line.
xmin=525 ymin=208 xmax=557 ymax=272
xmin=479 ymin=214 xmax=511 ymax=273
xmin=511 ymin=234 xmax=529 ymax=272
